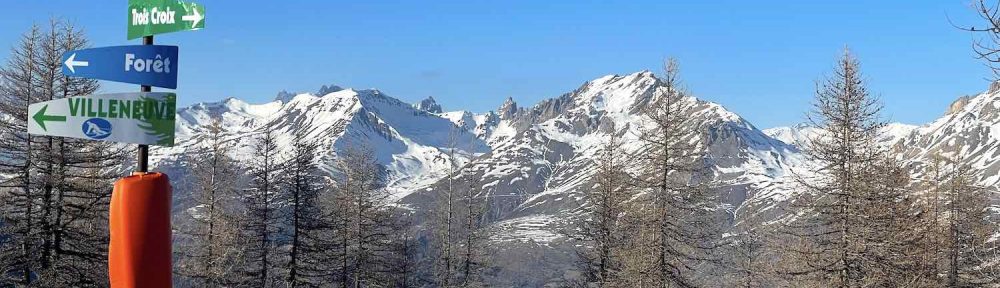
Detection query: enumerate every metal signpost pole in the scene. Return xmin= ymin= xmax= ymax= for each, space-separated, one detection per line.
xmin=138 ymin=35 xmax=152 ymax=173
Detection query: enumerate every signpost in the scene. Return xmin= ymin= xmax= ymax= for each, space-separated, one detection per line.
xmin=128 ymin=0 xmax=205 ymax=39
xmin=61 ymin=45 xmax=179 ymax=89
xmin=27 ymin=93 xmax=177 ymax=146
xmin=26 ymin=1 xmax=206 ymax=286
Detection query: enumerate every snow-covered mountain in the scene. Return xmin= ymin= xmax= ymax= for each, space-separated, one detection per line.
xmin=757 ymin=85 xmax=1000 ymax=239
xmin=405 ymin=71 xmax=803 ymax=218
xmin=400 ymin=71 xmax=805 ymax=285
xmin=763 ymin=122 xmax=918 ymax=149
xmin=414 ymin=96 xmax=443 ymax=114
xmin=436 ymin=110 xmax=500 ymax=143
xmin=154 ymin=87 xmax=489 ymax=199
xmin=154 ymin=72 xmax=1000 ymax=286
xmin=150 ymin=71 xmax=808 ymax=285
xmin=763 ymin=82 xmax=1000 ymax=188
xmin=895 ymin=84 xmax=1000 ymax=186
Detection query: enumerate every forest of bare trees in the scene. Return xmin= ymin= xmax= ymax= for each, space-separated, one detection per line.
xmin=169 ymin=121 xmax=421 ymax=288
xmin=173 ymin=124 xmax=420 ymax=288
xmin=0 ymin=20 xmax=128 ymax=287
xmin=568 ymin=52 xmax=1000 ymax=288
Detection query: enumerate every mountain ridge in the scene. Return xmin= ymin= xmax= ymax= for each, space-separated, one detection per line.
xmin=154 ymin=71 xmax=999 ymax=286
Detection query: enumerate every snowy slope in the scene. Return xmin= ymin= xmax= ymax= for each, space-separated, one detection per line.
xmin=762 ymin=84 xmax=1000 ymax=188
xmin=764 ymin=122 xmax=917 ymax=150
xmin=437 ymin=110 xmax=500 ymax=143
xmin=155 ymin=88 xmax=489 ymax=200
xmin=763 ymin=124 xmax=822 ymax=149
xmin=432 ymin=70 xmax=803 ymax=224
xmin=896 ymin=86 xmax=1000 ymax=186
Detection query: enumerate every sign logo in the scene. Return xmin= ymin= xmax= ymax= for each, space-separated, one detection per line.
xmin=82 ymin=118 xmax=113 ymax=139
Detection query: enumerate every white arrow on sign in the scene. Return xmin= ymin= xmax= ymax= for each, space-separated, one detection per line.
xmin=63 ymin=53 xmax=88 ymax=73
xmin=181 ymin=7 xmax=203 ymax=28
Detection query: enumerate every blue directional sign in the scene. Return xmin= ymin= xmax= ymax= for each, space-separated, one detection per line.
xmin=61 ymin=45 xmax=179 ymax=89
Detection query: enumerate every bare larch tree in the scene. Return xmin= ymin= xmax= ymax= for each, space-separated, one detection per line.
xmin=631 ymin=57 xmax=723 ymax=287
xmin=175 ymin=118 xmax=244 ymax=286
xmin=940 ymin=152 xmax=999 ymax=286
xmin=0 ymin=24 xmax=43 ymax=287
xmin=240 ymin=119 xmax=285 ymax=287
xmin=284 ymin=128 xmax=329 ymax=287
xmin=329 ymin=145 xmax=398 ymax=287
xmin=432 ymin=130 xmax=460 ymax=287
xmin=784 ymin=49 xmax=934 ymax=287
xmin=573 ymin=126 xmax=632 ymax=286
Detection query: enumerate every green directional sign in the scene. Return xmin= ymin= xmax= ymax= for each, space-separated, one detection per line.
xmin=128 ymin=0 xmax=205 ymax=40
xmin=32 ymin=105 xmax=67 ymax=131
xmin=27 ymin=93 xmax=177 ymax=146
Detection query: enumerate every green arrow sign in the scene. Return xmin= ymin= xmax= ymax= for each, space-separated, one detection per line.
xmin=128 ymin=0 xmax=205 ymax=40
xmin=27 ymin=93 xmax=177 ymax=146
xmin=32 ymin=105 xmax=67 ymax=131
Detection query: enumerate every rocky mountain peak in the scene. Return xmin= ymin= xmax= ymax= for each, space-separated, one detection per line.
xmin=498 ymin=96 xmax=519 ymax=120
xmin=317 ymin=84 xmax=344 ymax=96
xmin=947 ymin=95 xmax=972 ymax=115
xmin=275 ymin=90 xmax=296 ymax=103
xmin=989 ymin=80 xmax=1000 ymax=94
xmin=272 ymin=83 xmax=344 ymax=103
xmin=415 ymin=96 xmax=443 ymax=113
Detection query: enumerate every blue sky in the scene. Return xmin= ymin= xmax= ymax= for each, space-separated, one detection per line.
xmin=0 ymin=1 xmax=993 ymax=128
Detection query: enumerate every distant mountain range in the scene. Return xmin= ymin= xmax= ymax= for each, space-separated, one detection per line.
xmin=151 ymin=71 xmax=1000 ymax=286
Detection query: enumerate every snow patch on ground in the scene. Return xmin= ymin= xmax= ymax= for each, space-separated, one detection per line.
xmin=490 ymin=215 xmax=562 ymax=244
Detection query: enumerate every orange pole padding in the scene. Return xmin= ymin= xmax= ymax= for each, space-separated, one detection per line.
xmin=109 ymin=172 xmax=172 ymax=288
